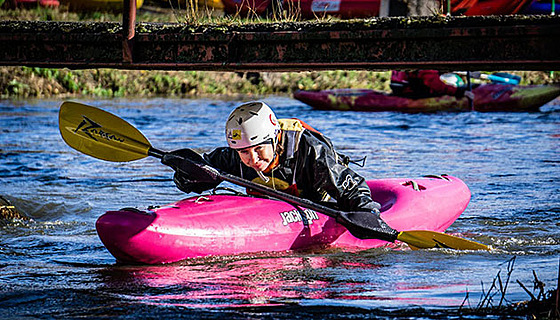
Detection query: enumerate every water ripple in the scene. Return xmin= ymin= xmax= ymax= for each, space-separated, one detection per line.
xmin=0 ymin=97 xmax=558 ymax=319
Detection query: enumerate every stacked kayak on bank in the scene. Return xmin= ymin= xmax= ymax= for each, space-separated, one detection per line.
xmin=521 ymin=0 xmax=559 ymax=14
xmin=220 ymin=0 xmax=545 ymax=18
xmin=156 ymin=0 xmax=225 ymax=10
xmin=10 ymin=0 xmax=60 ymax=7
xmin=10 ymin=0 xmax=144 ymax=9
xmin=59 ymin=0 xmax=144 ymax=11
xmin=294 ymin=84 xmax=560 ymax=113
xmin=452 ymin=0 xmax=558 ymax=15
xmin=96 ymin=175 xmax=470 ymax=264
xmin=221 ymin=0 xmax=380 ymax=18
xmin=450 ymin=0 xmax=534 ymax=15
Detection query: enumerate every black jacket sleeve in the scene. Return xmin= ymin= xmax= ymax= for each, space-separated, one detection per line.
xmin=298 ymin=132 xmax=380 ymax=213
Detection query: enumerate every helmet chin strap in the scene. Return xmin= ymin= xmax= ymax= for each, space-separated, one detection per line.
xmin=256 ymin=170 xmax=270 ymax=183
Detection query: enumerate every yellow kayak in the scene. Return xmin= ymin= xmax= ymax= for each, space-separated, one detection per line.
xmin=159 ymin=0 xmax=224 ymax=10
xmin=198 ymin=0 xmax=224 ymax=9
xmin=61 ymin=0 xmax=144 ymax=11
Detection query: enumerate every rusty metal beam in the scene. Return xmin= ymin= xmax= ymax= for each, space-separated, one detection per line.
xmin=1 ymin=15 xmax=559 ymax=71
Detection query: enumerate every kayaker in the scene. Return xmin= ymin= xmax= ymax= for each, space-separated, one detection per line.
xmin=390 ymin=70 xmax=474 ymax=99
xmin=161 ymin=101 xmax=382 ymax=215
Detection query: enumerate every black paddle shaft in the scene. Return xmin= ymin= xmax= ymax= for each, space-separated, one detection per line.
xmin=150 ymin=147 xmax=399 ymax=242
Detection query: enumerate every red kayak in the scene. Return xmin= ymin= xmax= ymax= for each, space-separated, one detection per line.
xmin=450 ymin=0 xmax=534 ymax=15
xmin=294 ymin=84 xmax=560 ymax=113
xmin=11 ymin=0 xmax=60 ymax=7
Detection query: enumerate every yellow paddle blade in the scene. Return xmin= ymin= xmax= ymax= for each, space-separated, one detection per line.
xmin=397 ymin=230 xmax=490 ymax=251
xmin=59 ymin=101 xmax=151 ymax=162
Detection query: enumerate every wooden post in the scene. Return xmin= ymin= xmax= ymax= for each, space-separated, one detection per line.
xmin=123 ymin=0 xmax=136 ymax=63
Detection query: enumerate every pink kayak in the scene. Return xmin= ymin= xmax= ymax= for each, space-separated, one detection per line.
xmin=96 ymin=174 xmax=470 ymax=264
xmin=294 ymin=84 xmax=560 ymax=113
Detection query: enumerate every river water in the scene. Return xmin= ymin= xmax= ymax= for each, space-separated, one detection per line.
xmin=0 ymin=96 xmax=558 ymax=319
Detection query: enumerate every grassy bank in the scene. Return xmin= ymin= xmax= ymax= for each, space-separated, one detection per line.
xmin=3 ymin=66 xmax=558 ymax=99
xmin=0 ymin=67 xmax=396 ymax=98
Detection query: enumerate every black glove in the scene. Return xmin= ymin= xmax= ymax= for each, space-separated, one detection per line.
xmin=454 ymin=86 xmax=466 ymax=98
xmin=455 ymin=86 xmax=475 ymax=100
xmin=172 ymin=171 xmax=219 ymax=194
xmin=162 ymin=149 xmax=222 ymax=194
xmin=336 ymin=209 xmax=399 ymax=242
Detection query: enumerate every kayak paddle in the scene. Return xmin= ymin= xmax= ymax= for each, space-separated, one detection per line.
xmin=456 ymin=71 xmax=521 ymax=85
xmin=59 ymin=101 xmax=490 ymax=251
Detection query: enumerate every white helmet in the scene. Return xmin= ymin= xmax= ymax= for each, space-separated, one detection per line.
xmin=225 ymin=101 xmax=280 ymax=149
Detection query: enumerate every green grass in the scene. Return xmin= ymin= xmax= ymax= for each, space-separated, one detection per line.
xmin=0 ymin=65 xmax=396 ymax=98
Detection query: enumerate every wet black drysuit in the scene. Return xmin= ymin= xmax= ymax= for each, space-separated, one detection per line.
xmin=162 ymin=120 xmax=398 ymax=242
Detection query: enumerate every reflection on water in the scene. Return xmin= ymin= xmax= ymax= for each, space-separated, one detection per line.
xmin=104 ymin=252 xmax=476 ymax=309
xmin=105 ymin=254 xmax=337 ymax=308
xmin=0 ymin=97 xmax=559 ymax=318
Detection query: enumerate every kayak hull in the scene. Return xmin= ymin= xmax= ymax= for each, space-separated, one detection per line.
xmin=294 ymin=84 xmax=560 ymax=113
xmin=97 ymin=175 xmax=471 ymax=264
